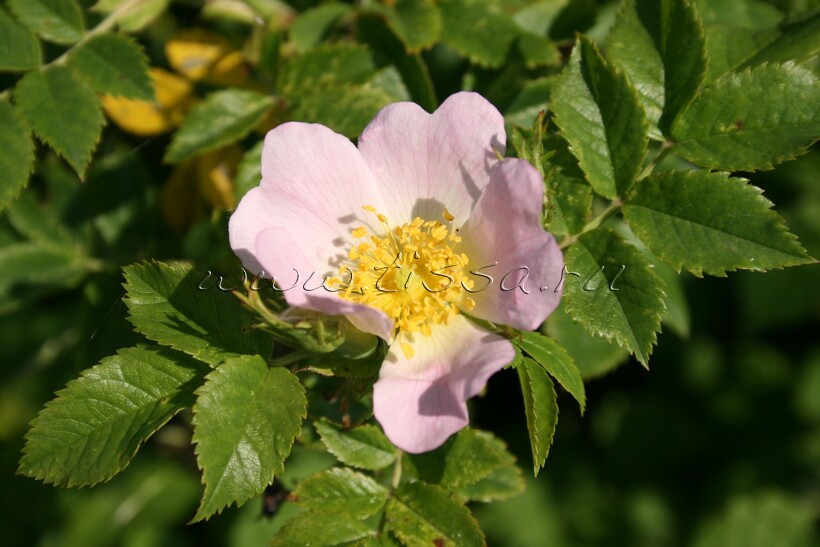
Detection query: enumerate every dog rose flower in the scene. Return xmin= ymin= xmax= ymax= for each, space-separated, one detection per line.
xmin=230 ymin=92 xmax=563 ymax=453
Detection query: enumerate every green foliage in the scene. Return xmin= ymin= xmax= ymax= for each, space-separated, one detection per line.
xmin=405 ymin=428 xmax=514 ymax=488
xmin=563 ymin=228 xmax=666 ymax=365
xmin=315 ymin=419 xmax=397 ymax=471
xmin=459 ymin=463 xmax=526 ymax=503
xmin=0 ymin=102 xmax=34 ymax=209
xmin=551 ymin=35 xmax=648 ymax=199
xmin=0 ymin=6 xmax=41 ymax=71
xmin=290 ymin=3 xmax=354 ymax=52
xmin=671 ymin=62 xmax=820 ymax=170
xmin=93 ymin=0 xmax=169 ymax=32
xmin=290 ymin=467 xmax=387 ymax=518
xmin=624 ymin=170 xmax=812 ymax=276
xmin=270 ymin=510 xmax=376 ymax=546
xmin=8 ymin=0 xmax=85 ymax=45
xmin=166 ymin=90 xmax=273 ymax=163
xmin=607 ymin=0 xmax=708 ymax=135
xmin=192 ymin=355 xmax=306 ymax=521
xmin=122 ymin=261 xmax=273 ymax=367
xmin=378 ymin=0 xmax=442 ymax=52
xmin=439 ymin=0 xmax=520 ymax=68
xmin=516 ymin=356 xmax=559 ymax=475
xmin=515 ymin=331 xmax=586 ymax=412
xmin=14 ymin=66 xmax=103 ymax=178
xmin=385 ymin=482 xmax=485 ymax=546
xmin=18 ymin=346 xmax=208 ymax=487
xmin=66 ymin=33 xmax=153 ymax=100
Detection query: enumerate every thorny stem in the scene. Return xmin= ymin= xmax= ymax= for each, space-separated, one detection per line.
xmin=0 ymin=0 xmax=143 ymax=101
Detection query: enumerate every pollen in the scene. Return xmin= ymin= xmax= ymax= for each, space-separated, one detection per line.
xmin=331 ymin=207 xmax=476 ymax=340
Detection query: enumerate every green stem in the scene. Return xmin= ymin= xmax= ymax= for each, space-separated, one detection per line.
xmin=391 ymin=451 xmax=403 ymax=489
xmin=269 ymin=350 xmax=312 ymax=368
xmin=636 ymin=142 xmax=674 ymax=181
xmin=559 ymin=199 xmax=622 ymax=249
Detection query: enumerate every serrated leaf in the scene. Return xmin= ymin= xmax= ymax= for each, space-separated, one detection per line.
xmin=18 ymin=346 xmax=208 ymax=487
xmin=8 ymin=0 xmax=84 ymax=45
xmin=671 ymin=62 xmax=820 ymax=171
xmin=741 ymin=10 xmax=820 ymax=68
xmin=291 ymin=468 xmax=387 ymax=519
xmin=702 ymin=24 xmax=778 ymax=81
xmin=385 ymin=482 xmax=484 ymax=547
xmin=378 ymin=0 xmax=442 ymax=52
xmin=439 ymin=0 xmax=520 ymax=68
xmin=290 ymin=83 xmax=396 ymax=138
xmin=543 ymin=134 xmax=592 ymax=236
xmin=459 ymin=464 xmax=525 ymax=503
xmin=67 ymin=33 xmax=154 ymax=101
xmin=623 ymin=170 xmax=812 ymax=276
xmin=122 ymin=261 xmax=273 ymax=366
xmin=405 ymin=428 xmax=513 ymax=489
xmin=165 ymin=89 xmax=273 ymax=163
xmin=515 ymin=331 xmax=585 ymax=412
xmin=516 ymin=356 xmax=558 ymax=476
xmin=192 ymin=355 xmax=306 ymax=521
xmin=517 ymin=32 xmax=561 ymax=68
xmin=279 ymin=43 xmax=376 ymax=97
xmin=551 ymin=35 xmax=648 ymax=199
xmin=14 ymin=66 xmax=104 ymax=178
xmin=290 ymin=3 xmax=353 ymax=52
xmin=270 ymin=510 xmax=376 ymax=547
xmin=563 ymin=228 xmax=666 ymax=365
xmin=315 ymin=419 xmax=396 ymax=471
xmin=0 ymin=102 xmax=34 ymax=209
xmin=0 ymin=6 xmax=41 ymax=71
xmin=545 ymin=302 xmax=629 ymax=379
xmin=606 ymin=0 xmax=707 ymax=135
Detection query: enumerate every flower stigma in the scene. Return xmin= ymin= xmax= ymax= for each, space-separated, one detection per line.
xmin=330 ymin=206 xmax=476 ymax=358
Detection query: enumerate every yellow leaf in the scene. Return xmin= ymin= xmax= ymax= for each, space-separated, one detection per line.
xmin=102 ymin=69 xmax=194 ymax=136
xmin=196 ymin=145 xmax=242 ymax=210
xmin=161 ymin=158 xmax=204 ymax=232
xmin=166 ymin=28 xmax=234 ymax=81
xmin=205 ymin=50 xmax=249 ymax=87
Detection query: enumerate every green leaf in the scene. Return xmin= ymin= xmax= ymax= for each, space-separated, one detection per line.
xmin=702 ymin=24 xmax=778 ymax=81
xmin=516 ymin=356 xmax=558 ymax=476
xmin=385 ymin=482 xmax=484 ymax=546
xmin=695 ymin=0 xmax=782 ymax=29
xmin=740 ymin=10 xmax=820 ymax=68
xmin=459 ymin=464 xmax=526 ymax=503
xmin=606 ymin=0 xmax=708 ymax=135
xmin=66 ymin=33 xmax=154 ymax=101
xmin=14 ymin=66 xmax=104 ymax=178
xmin=515 ymin=331 xmax=585 ymax=412
xmin=290 ymin=82 xmax=396 ymax=139
xmin=234 ymin=140 xmax=263 ymax=204
xmin=405 ymin=428 xmax=514 ymax=488
xmin=516 ymin=32 xmax=561 ymax=68
xmin=671 ymin=62 xmax=820 ymax=171
xmin=378 ymin=0 xmax=442 ymax=52
xmin=290 ymin=3 xmax=353 ymax=52
xmin=543 ymin=134 xmax=592 ymax=236
xmin=165 ymin=90 xmax=273 ymax=163
xmin=270 ymin=511 xmax=376 ymax=547
xmin=656 ymin=261 xmax=690 ymax=338
xmin=6 ymin=190 xmax=76 ymax=247
xmin=279 ymin=43 xmax=376 ymax=96
xmin=291 ymin=468 xmax=387 ymax=519
xmin=18 ymin=346 xmax=208 ymax=487
xmin=623 ymin=170 xmax=812 ymax=276
xmin=315 ymin=419 xmax=397 ymax=471
xmin=0 ymin=102 xmax=34 ymax=209
xmin=93 ymin=0 xmax=169 ymax=32
xmin=122 ymin=261 xmax=273 ymax=367
xmin=0 ymin=243 xmax=84 ymax=291
xmin=439 ymin=0 xmax=521 ymax=68
xmin=8 ymin=0 xmax=84 ymax=45
xmin=0 ymin=6 xmax=41 ymax=71
xmin=192 ymin=355 xmax=306 ymax=521
xmin=551 ymin=35 xmax=648 ymax=199
xmin=504 ymin=76 xmax=554 ymax=129
xmin=545 ymin=302 xmax=629 ymax=379
xmin=563 ymin=228 xmax=666 ymax=365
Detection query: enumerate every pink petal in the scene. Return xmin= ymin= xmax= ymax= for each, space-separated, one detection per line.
xmin=373 ymin=315 xmax=514 ymax=453
xmin=358 ymin=92 xmax=505 ymax=226
xmin=230 ymin=122 xmax=386 ymax=276
xmin=459 ymin=159 xmax=564 ymax=330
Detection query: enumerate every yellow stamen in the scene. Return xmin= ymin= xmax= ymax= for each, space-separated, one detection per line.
xmin=352 ymin=227 xmax=368 ymax=238
xmin=443 ymin=208 xmax=455 ymax=221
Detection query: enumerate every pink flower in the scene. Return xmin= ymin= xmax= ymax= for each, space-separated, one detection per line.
xmin=229 ymin=92 xmax=563 ymax=453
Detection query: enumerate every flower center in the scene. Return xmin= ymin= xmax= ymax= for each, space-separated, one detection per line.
xmin=331 ymin=206 xmax=476 ymax=357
